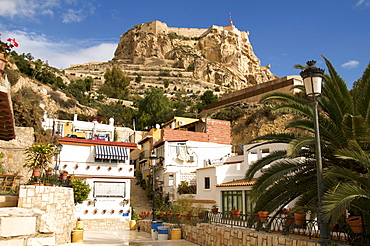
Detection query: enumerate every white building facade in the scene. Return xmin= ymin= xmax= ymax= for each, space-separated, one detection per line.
xmin=58 ymin=137 xmax=137 ymax=230
xmin=196 ymin=142 xmax=288 ymax=214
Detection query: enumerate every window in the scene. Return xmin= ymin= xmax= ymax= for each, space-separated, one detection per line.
xmin=222 ymin=191 xmax=243 ymax=213
xmin=244 ymin=190 xmax=254 ymax=214
xmin=93 ymin=181 xmax=126 ymax=198
xmin=168 ymin=142 xmax=186 ymax=157
xmin=204 ymin=177 xmax=210 ymax=189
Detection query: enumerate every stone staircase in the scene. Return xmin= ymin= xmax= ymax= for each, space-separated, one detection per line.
xmin=130 ymin=178 xmax=152 ymax=215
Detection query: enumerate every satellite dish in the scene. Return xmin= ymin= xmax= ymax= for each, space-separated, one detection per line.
xmin=155 ymin=124 xmax=160 ymax=129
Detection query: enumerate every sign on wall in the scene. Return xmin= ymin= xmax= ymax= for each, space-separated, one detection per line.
xmin=93 ymin=181 xmax=126 ymax=198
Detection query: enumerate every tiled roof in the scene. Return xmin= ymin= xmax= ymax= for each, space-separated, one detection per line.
xmin=59 ymin=137 xmax=137 ymax=150
xmin=216 ymin=178 xmax=256 ymax=187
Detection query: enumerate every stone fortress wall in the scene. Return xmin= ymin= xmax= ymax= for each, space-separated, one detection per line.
xmin=136 ymin=20 xmax=249 ymax=39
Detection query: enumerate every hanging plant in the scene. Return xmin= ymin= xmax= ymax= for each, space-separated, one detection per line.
xmin=119 ymin=210 xmax=124 ymax=214
xmin=102 ymin=209 xmax=107 ymax=214
xmin=63 ymin=164 xmax=68 ymax=169
xmin=86 ymin=165 xmax=90 ymax=170
xmin=84 ymin=210 xmax=89 ymax=214
xmin=129 ymin=168 xmax=133 ymax=172
xmin=118 ymin=167 xmax=123 ymax=172
xmin=97 ymin=166 xmax=101 ymax=170
xmin=75 ymin=164 xmax=79 ymax=169
xmin=93 ymin=209 xmax=98 ymax=214
xmin=108 ymin=167 xmax=112 ymax=171
xmin=110 ymin=209 xmax=115 ymax=214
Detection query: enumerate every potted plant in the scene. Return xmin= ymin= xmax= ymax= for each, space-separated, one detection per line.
xmin=60 ymin=170 xmax=68 ymax=180
xmin=346 ymin=216 xmax=363 ymax=233
xmin=24 ymin=143 xmax=55 ymax=178
xmin=167 ymin=212 xmax=173 ymax=218
xmin=211 ymin=204 xmax=219 ymax=214
xmin=45 ymin=167 xmax=54 ymax=176
xmin=258 ymin=211 xmax=269 ymax=222
xmin=230 ymin=208 xmax=241 ymax=219
xmin=293 ymin=211 xmax=306 ymax=226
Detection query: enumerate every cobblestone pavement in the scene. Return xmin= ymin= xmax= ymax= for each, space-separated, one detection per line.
xmin=59 ymin=230 xmax=199 ymax=246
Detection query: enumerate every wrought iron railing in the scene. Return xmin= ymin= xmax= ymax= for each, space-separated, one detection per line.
xmin=141 ymin=211 xmax=369 ymax=245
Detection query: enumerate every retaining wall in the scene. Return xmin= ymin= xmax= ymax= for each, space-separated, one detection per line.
xmin=137 ymin=220 xmax=321 ymax=246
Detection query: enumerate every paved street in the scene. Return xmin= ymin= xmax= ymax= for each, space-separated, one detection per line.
xmin=60 ymin=230 xmax=199 ymax=246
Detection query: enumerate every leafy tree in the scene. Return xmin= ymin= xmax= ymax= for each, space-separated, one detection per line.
xmin=98 ymin=66 xmax=130 ymax=99
xmin=64 ymin=78 xmax=93 ymax=105
xmin=12 ymin=87 xmax=49 ymax=142
xmin=244 ymin=57 xmax=370 ymax=229
xmin=200 ymin=90 xmax=218 ymax=105
xmin=96 ymin=102 xmax=135 ymax=128
xmin=135 ymin=73 xmax=142 ymax=83
xmin=136 ymin=88 xmax=173 ymax=129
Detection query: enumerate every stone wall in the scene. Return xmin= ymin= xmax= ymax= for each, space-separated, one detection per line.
xmin=137 ymin=220 xmax=321 ymax=246
xmin=17 ymin=185 xmax=76 ymax=245
xmin=0 ymin=207 xmax=56 ymax=246
xmin=0 ymin=127 xmax=34 ymax=184
xmin=83 ymin=218 xmax=128 ymax=231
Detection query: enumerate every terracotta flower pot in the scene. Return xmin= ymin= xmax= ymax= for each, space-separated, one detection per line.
xmin=159 ymin=212 xmax=166 ymax=217
xmin=346 ymin=216 xmax=363 ymax=233
xmin=258 ymin=211 xmax=269 ymax=222
xmin=231 ymin=210 xmax=241 ymax=219
xmin=32 ymin=169 xmax=41 ymax=177
xmin=61 ymin=172 xmax=68 ymax=180
xmin=211 ymin=208 xmax=219 ymax=214
xmin=176 ymin=213 xmax=182 ymax=218
xmin=167 ymin=212 xmax=173 ymax=218
xmin=294 ymin=213 xmax=306 ymax=226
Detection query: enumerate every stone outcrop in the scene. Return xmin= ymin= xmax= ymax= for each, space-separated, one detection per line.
xmin=114 ymin=20 xmax=277 ymax=90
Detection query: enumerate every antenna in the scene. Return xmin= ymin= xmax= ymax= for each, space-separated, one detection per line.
xmin=228 ymin=13 xmax=233 ymax=26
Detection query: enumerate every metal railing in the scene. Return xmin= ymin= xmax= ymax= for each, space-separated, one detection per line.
xmin=142 ymin=211 xmax=369 ymax=245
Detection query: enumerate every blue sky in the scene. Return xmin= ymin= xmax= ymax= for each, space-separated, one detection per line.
xmin=0 ymin=0 xmax=369 ymax=88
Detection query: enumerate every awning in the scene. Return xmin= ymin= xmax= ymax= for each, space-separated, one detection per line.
xmin=95 ymin=146 xmax=128 ymax=160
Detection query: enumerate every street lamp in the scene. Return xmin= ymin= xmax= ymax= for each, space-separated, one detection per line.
xmin=54 ymin=143 xmax=63 ymax=170
xmin=149 ymin=152 xmax=157 ymax=221
xmin=300 ymin=60 xmax=328 ymax=244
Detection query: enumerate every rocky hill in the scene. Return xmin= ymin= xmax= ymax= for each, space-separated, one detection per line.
xmin=66 ymin=20 xmax=277 ymax=95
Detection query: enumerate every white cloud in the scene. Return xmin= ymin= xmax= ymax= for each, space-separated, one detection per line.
xmin=341 ymin=60 xmax=360 ymax=69
xmin=0 ymin=0 xmax=60 ymax=19
xmin=356 ymin=0 xmax=370 ymax=7
xmin=4 ymin=29 xmax=117 ymax=69
xmin=62 ymin=9 xmax=85 ymax=23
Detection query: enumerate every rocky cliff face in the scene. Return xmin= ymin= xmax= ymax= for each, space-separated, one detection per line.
xmin=114 ymin=21 xmax=277 ymax=90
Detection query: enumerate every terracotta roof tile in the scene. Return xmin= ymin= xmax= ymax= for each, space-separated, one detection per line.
xmin=216 ymin=178 xmax=256 ymax=187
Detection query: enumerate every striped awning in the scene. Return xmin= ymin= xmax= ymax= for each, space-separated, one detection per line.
xmin=95 ymin=146 xmax=128 ymax=160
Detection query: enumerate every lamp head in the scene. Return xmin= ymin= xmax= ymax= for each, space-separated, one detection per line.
xmin=300 ymin=60 xmax=324 ymax=97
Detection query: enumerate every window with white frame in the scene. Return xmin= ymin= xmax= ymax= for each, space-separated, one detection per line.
xmin=168 ymin=142 xmax=186 ymax=158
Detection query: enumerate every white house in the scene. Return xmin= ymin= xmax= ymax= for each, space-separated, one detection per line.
xmin=196 ymin=142 xmax=288 ymax=213
xmin=150 ymin=118 xmax=233 ymax=203
xmin=58 ymin=137 xmax=137 ymax=230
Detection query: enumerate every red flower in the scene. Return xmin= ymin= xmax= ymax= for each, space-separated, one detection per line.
xmin=0 ymin=35 xmax=19 ymax=54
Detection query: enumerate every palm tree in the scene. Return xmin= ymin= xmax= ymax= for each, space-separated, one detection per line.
xmin=24 ymin=143 xmax=55 ymax=172
xmin=245 ymin=56 xmax=370 ymax=225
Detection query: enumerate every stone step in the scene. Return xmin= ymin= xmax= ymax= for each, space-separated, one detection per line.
xmin=130 ymin=178 xmax=152 ymax=215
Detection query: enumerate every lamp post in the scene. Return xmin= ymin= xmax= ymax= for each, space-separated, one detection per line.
xmin=149 ymin=152 xmax=157 ymax=221
xmin=54 ymin=143 xmax=63 ymax=170
xmin=300 ymin=60 xmax=329 ymax=244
